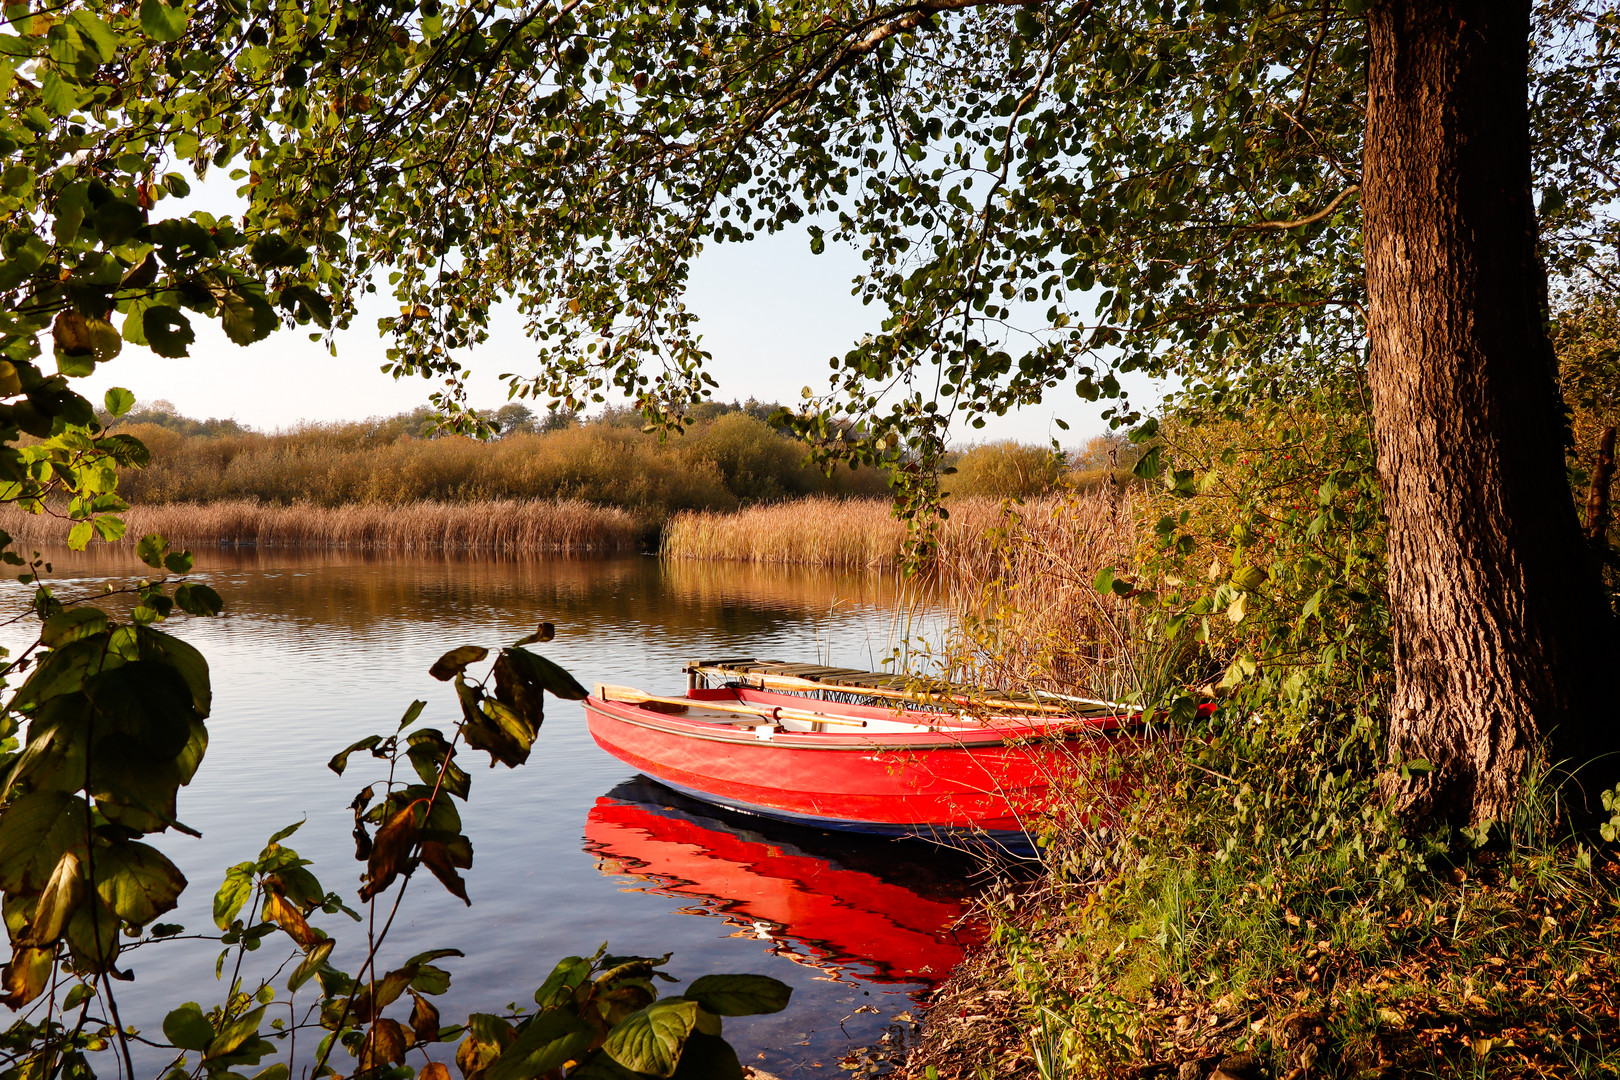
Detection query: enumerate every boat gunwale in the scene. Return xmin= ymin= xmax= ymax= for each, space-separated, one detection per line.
xmin=584 ymin=690 xmax=1135 ymax=752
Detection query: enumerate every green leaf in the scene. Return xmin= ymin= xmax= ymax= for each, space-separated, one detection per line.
xmin=67 ymin=521 xmax=94 ymax=550
xmin=250 ymin=234 xmax=307 ymax=269
xmin=163 ymin=1004 xmax=215 ymax=1052
xmin=40 ymin=71 xmax=83 ymax=116
xmin=64 ymin=895 xmax=120 ymax=972
xmin=406 ymin=729 xmax=470 ymax=799
xmin=485 ymin=1008 xmax=594 ymax=1080
xmin=85 ymin=660 xmax=199 ymax=761
xmin=94 ymin=840 xmax=186 ymax=926
xmin=397 ymin=699 xmax=427 ymax=731
xmin=502 ymin=647 xmax=589 ymax=700
xmin=681 ymin=974 xmax=792 ymax=1017
xmin=42 ymin=608 xmax=108 ymax=648
xmin=11 ymin=638 xmax=120 ymax=713
xmin=534 ymin=954 xmax=593 ymax=1009
xmin=67 ymin=10 xmax=117 ymax=62
xmin=214 ymin=863 xmax=255 ymax=929
xmin=603 ymin=999 xmax=698 ymax=1078
xmin=670 ymin=1033 xmax=744 ymax=1080
xmin=92 ymin=200 xmax=144 ymax=248
xmin=0 ymin=791 xmax=90 ymax=893
xmin=1231 ymin=565 xmax=1268 ymax=592
xmin=206 ymin=1004 xmax=266 ymax=1060
xmin=143 ymin=307 xmax=194 ymax=358
xmin=288 ymin=939 xmax=334 ymax=992
xmin=430 ymin=645 xmax=488 ymax=681
xmin=164 ymin=550 xmax=195 ymax=575
xmin=568 ymin=1052 xmax=645 ymax=1079
xmin=410 ymin=963 xmax=452 ymax=996
xmin=266 ymin=820 xmax=303 ymax=845
xmin=279 ymin=284 xmax=332 ymax=329
xmin=139 ymin=0 xmax=188 ymax=42
xmin=121 ymin=626 xmax=212 ymax=716
xmin=100 ymin=433 xmax=150 ymax=467
xmin=175 ymin=582 xmax=224 ymax=616
xmin=219 ymin=288 xmax=277 ymax=345
xmin=135 ymin=532 xmax=168 ymax=568
xmin=328 ymin=734 xmax=382 ymax=775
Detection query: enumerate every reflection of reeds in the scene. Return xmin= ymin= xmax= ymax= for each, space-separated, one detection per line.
xmin=657 ymin=558 xmax=918 ymax=614
xmin=0 ymin=499 xmax=640 ymax=553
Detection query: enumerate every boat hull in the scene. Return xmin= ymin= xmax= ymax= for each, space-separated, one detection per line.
xmin=584 ymin=688 xmax=1133 ymax=847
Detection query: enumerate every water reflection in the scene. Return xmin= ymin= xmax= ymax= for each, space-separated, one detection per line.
xmin=586 ymin=778 xmax=984 ymax=986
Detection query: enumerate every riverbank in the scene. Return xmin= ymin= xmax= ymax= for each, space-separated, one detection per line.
xmin=893 ymin=396 xmax=1620 ymax=1079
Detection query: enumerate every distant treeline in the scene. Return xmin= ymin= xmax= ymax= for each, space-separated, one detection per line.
xmin=100 ymin=399 xmax=1143 ymax=519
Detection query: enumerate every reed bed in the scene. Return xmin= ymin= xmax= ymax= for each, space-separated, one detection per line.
xmin=930 ymin=489 xmax=1139 ymax=701
xmin=0 ymin=499 xmax=640 ymax=553
xmin=659 ymin=497 xmax=912 ymax=568
xmin=662 ymin=491 xmax=1138 ymax=697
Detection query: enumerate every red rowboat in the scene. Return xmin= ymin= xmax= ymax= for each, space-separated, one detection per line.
xmin=583 ymin=664 xmax=1140 ymax=850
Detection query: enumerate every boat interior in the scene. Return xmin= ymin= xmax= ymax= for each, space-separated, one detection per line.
xmin=592 ymin=657 xmax=1134 ymax=739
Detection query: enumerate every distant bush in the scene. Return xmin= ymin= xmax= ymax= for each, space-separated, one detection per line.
xmin=944 ymin=440 xmax=1065 ymax=499
xmin=108 ymin=402 xmax=889 ymax=518
xmin=1063 ymin=432 xmax=1145 ymax=491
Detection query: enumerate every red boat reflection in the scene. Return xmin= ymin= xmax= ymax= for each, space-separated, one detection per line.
xmin=584 ymin=778 xmax=986 ymax=985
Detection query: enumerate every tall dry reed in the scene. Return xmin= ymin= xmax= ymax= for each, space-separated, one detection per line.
xmin=662 ymin=492 xmax=1138 ymax=698
xmin=931 ymin=490 xmax=1139 ymax=701
xmin=660 ymin=497 xmax=909 ymax=568
xmin=0 ymin=499 xmax=640 ymax=553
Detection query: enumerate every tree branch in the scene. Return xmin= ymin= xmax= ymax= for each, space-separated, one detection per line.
xmin=1241 ymin=184 xmax=1359 ymax=230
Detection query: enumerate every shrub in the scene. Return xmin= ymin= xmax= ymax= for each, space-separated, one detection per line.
xmin=944 ymin=440 xmax=1065 ymax=499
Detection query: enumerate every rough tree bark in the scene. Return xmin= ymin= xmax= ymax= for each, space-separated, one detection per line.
xmin=1364 ymin=0 xmax=1619 ymax=823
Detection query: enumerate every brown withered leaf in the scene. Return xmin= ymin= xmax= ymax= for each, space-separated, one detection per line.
xmin=52 ymin=311 xmax=92 ymax=355
xmin=420 ymin=841 xmax=470 ymax=906
xmin=0 ymin=946 xmax=54 ymax=1008
xmin=25 ymin=852 xmax=84 ymax=945
xmin=411 ymin=993 xmax=442 ymax=1044
xmin=419 ymin=1063 xmax=452 ymax=1080
xmin=456 ymin=1014 xmax=514 ymax=1080
xmin=599 ymin=983 xmax=656 ymax=1026
xmin=261 ymin=882 xmax=318 ymax=948
xmin=355 ymin=966 xmax=419 ymax=1024
xmin=359 ymin=1018 xmax=408 ymax=1071
xmin=430 ymin=646 xmax=488 ymax=682
xmin=361 ymin=800 xmax=425 ymax=901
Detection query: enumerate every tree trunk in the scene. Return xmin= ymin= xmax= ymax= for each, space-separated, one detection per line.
xmin=1363 ymin=0 xmax=1619 ymax=823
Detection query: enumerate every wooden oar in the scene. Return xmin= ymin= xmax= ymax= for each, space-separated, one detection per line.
xmin=684 ymin=665 xmax=1128 ymax=717
xmin=594 ymin=684 xmax=869 ymax=728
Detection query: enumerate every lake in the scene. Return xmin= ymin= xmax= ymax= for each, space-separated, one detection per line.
xmin=0 ymin=548 xmax=995 ymax=1078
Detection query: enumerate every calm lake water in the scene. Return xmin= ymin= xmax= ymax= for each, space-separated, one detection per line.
xmin=0 ymin=548 xmax=994 ymax=1077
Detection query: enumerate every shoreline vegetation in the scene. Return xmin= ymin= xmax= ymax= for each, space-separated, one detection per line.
xmin=10 ymin=399 xmax=1138 ymax=560
xmin=0 ymin=498 xmax=644 ymax=553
